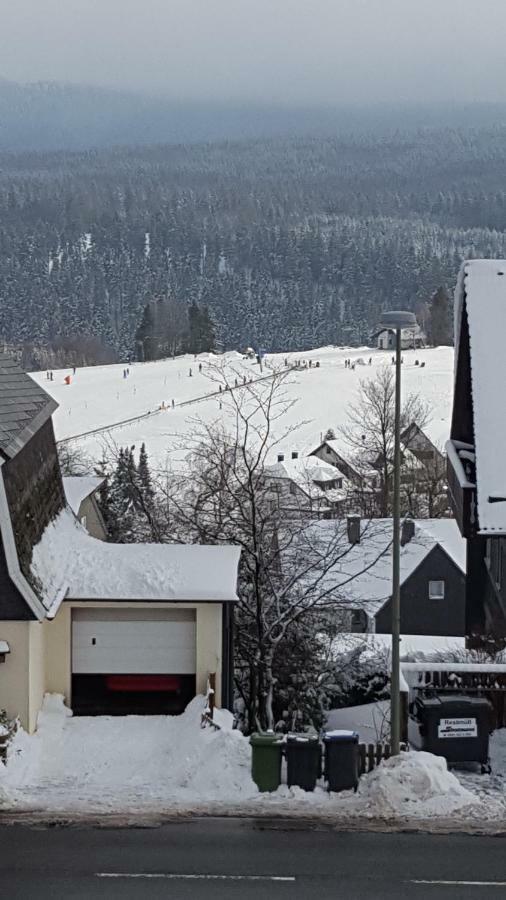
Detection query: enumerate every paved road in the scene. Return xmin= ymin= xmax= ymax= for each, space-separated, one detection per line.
xmin=2 ymin=818 xmax=506 ymax=899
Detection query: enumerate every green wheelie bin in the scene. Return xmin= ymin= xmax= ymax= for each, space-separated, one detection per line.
xmin=250 ymin=732 xmax=283 ymax=792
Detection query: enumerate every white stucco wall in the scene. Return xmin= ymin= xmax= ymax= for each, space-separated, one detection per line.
xmin=0 ymin=621 xmax=30 ymax=727
xmin=28 ymin=621 xmax=46 ymax=733
xmin=45 ymin=601 xmax=224 ymax=709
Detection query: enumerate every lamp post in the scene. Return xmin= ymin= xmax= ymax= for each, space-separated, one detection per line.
xmin=378 ymin=310 xmax=418 ymax=755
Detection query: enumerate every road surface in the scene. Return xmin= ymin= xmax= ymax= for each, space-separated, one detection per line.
xmin=1 ymin=818 xmax=506 ymax=898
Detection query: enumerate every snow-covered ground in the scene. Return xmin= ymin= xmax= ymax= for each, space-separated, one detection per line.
xmin=31 ymin=346 xmax=454 ymax=466
xmin=0 ymin=694 xmax=504 ymax=825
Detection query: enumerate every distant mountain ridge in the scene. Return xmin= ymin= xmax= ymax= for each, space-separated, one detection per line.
xmin=2 ymin=78 xmax=506 ymax=152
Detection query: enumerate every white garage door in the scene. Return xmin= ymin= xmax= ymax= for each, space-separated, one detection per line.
xmin=72 ymin=608 xmax=196 ymax=674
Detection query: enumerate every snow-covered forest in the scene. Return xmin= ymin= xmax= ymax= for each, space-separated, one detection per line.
xmin=3 ymin=124 xmax=506 ymax=360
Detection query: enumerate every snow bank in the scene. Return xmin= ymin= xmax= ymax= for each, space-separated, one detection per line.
xmin=0 ymin=694 xmax=257 ymax=812
xmin=356 ymin=751 xmax=477 ymax=817
xmin=1 ymin=692 xmax=502 ymax=822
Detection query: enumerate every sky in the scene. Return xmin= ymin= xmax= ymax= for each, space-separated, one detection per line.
xmin=1 ymin=0 xmax=506 ymax=106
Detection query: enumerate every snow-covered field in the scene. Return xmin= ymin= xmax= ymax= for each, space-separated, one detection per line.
xmin=1 ymin=694 xmax=504 ymax=825
xmin=31 ymin=345 xmax=454 ymax=467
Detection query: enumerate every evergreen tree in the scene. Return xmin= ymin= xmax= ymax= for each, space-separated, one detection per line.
xmin=137 ymin=442 xmax=154 ymax=507
xmin=428 ymin=287 xmax=453 ymax=346
xmin=107 ymin=448 xmax=136 ymax=542
xmin=187 ymin=301 xmax=215 ymax=354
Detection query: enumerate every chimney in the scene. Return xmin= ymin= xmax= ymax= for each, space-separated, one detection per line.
xmin=291 ymin=451 xmax=299 ymax=460
xmin=401 ymin=519 xmax=415 ymax=546
xmin=347 ymin=515 xmax=361 ymax=545
xmin=277 ymin=453 xmax=285 ymax=463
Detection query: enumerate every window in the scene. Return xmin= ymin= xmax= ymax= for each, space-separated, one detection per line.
xmin=80 ymin=515 xmax=87 ymax=529
xmin=289 ymin=482 xmax=297 ymax=496
xmin=429 ymin=580 xmax=445 ymax=600
xmin=326 ymin=446 xmax=331 ymax=455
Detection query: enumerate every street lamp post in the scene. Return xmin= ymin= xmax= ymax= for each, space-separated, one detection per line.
xmin=378 ymin=310 xmax=418 ymax=755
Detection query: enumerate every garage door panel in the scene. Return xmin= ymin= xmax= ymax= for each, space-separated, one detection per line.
xmin=72 ymin=612 xmax=196 ymax=675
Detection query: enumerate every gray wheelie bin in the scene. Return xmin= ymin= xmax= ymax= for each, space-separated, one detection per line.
xmin=323 ymin=730 xmax=359 ymax=792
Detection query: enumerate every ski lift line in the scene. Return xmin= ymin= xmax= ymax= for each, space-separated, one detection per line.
xmin=57 ymin=365 xmax=296 ymax=445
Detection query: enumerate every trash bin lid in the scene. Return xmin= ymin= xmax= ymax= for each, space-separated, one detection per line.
xmin=286 ymin=732 xmax=320 ymax=743
xmin=250 ymin=732 xmax=284 ymax=746
xmin=323 ymin=729 xmax=359 ymax=742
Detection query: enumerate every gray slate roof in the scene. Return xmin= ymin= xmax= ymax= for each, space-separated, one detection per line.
xmin=0 ymin=354 xmax=58 ymax=459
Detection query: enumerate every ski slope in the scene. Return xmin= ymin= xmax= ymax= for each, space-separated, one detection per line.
xmin=31 ymin=345 xmax=454 ymax=468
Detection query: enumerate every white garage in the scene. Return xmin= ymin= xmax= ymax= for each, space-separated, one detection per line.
xmin=71 ymin=608 xmax=197 ymax=715
xmin=72 ymin=608 xmax=196 ymax=675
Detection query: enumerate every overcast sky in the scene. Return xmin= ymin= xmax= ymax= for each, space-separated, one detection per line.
xmin=1 ymin=0 xmax=506 ymax=106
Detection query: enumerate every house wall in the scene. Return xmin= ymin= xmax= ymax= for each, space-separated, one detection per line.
xmin=44 ymin=600 xmax=224 ymax=712
xmin=0 ymin=621 xmax=30 ymax=726
xmin=78 ymin=496 xmax=107 ymax=541
xmin=0 ymin=621 xmax=46 ymax=731
xmin=28 ymin=621 xmax=45 ymax=733
xmin=375 ymin=545 xmax=466 ymax=636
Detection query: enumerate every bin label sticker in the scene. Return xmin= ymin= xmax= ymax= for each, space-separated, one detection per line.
xmin=437 ymin=717 xmax=477 ymax=739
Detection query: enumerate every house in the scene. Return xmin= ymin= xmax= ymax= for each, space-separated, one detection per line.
xmin=447 ymin=259 xmax=506 ymax=636
xmin=0 ymin=353 xmax=240 ymax=731
xmin=310 ymin=438 xmax=365 ymax=486
xmin=296 ymin=516 xmax=466 ymax=637
xmin=374 ymin=325 xmax=425 ymax=351
xmin=264 ymin=451 xmax=348 ymax=518
xmin=63 ymin=475 xmax=108 ymax=540
xmin=401 ymin=423 xmax=444 ymax=465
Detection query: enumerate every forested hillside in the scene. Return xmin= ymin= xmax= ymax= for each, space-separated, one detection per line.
xmin=2 ymin=124 xmax=506 ymax=362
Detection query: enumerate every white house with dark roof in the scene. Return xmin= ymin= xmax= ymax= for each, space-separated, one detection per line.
xmin=0 ymin=354 xmax=240 ymax=730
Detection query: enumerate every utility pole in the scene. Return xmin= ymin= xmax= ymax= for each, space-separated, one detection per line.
xmin=391 ymin=325 xmax=402 ymax=755
xmin=378 ymin=310 xmax=417 ymax=755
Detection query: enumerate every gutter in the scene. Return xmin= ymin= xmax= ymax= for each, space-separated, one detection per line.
xmin=0 ymin=459 xmax=48 ymax=621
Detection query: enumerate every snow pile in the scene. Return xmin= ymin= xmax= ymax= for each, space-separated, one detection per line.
xmin=0 ymin=694 xmax=257 ymax=813
xmin=326 ymin=701 xmax=390 ymax=744
xmin=356 ymin=751 xmax=477 ymax=818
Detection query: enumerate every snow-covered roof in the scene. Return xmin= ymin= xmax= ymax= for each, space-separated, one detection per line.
xmin=265 ymin=455 xmax=347 ymax=504
xmin=266 ymin=455 xmax=345 ymax=485
xmin=296 ymin=518 xmax=465 ymax=616
xmin=63 ymin=476 xmax=105 ymax=515
xmin=0 ymin=640 xmax=10 ymax=655
xmin=330 ymin=632 xmax=466 ymax=662
xmin=455 ymin=259 xmax=506 ymax=532
xmin=31 ymin=510 xmax=241 ymax=614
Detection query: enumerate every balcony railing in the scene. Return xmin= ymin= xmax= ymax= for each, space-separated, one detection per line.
xmin=446 ymin=439 xmax=478 ymax=537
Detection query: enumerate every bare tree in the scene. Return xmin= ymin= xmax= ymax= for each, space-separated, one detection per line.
xmin=158 ymin=366 xmax=385 ymax=731
xmin=341 ymin=366 xmax=430 ymax=517
xmin=402 ymin=444 xmax=449 ymax=518
xmin=57 ymin=440 xmax=94 ymax=477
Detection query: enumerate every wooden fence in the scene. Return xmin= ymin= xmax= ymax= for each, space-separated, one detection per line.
xmin=358 ymin=741 xmax=407 ymax=776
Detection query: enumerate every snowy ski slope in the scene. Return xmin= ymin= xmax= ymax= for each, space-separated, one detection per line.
xmin=31 ymin=345 xmax=454 ymax=467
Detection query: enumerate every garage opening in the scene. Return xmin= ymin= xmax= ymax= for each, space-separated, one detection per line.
xmin=71 ymin=608 xmax=196 ymax=716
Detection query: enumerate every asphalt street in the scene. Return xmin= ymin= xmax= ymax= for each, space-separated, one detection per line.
xmin=2 ymin=818 xmax=506 ymax=899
